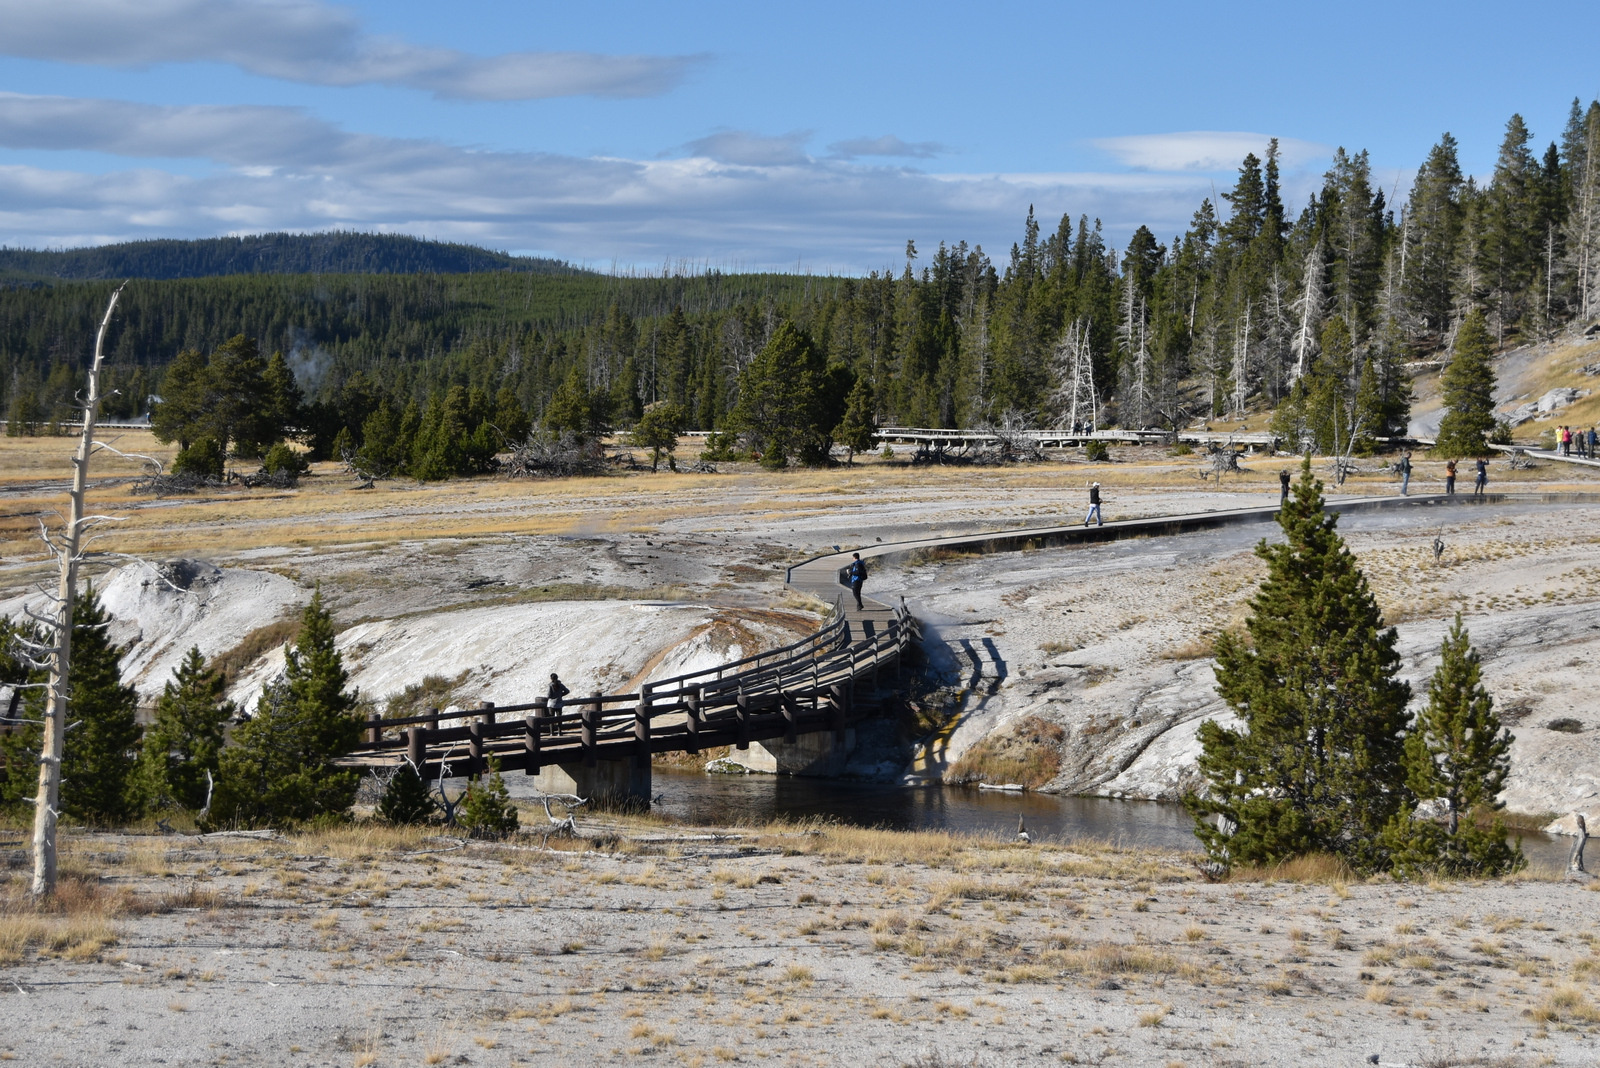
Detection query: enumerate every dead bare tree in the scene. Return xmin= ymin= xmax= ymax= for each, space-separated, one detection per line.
xmin=25 ymin=283 xmax=124 ymax=896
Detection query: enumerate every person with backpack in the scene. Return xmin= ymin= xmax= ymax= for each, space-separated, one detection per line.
xmin=1278 ymin=466 xmax=1291 ymax=505
xmin=1473 ymin=457 xmax=1488 ymax=497
xmin=1398 ymin=450 xmax=1413 ymax=495
xmin=846 ymin=553 xmax=868 ymax=610
xmin=1084 ymin=482 xmax=1103 ymax=527
xmin=1444 ymin=458 xmax=1457 ymax=495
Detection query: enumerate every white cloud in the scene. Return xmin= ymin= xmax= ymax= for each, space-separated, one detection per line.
xmin=827 ymin=135 xmax=946 ymax=160
xmin=1092 ymin=131 xmax=1330 ymax=173
xmin=0 ymin=94 xmax=1233 ymax=271
xmin=0 ymin=0 xmax=702 ymax=100
xmin=682 ymin=130 xmax=812 ymax=167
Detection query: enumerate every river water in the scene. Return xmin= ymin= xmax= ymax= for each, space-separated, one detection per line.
xmin=510 ymin=769 xmax=1571 ymax=871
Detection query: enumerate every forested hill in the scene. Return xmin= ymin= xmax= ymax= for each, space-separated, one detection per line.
xmin=0 ymin=232 xmax=582 ymax=281
xmin=5 ymin=96 xmax=1600 ymax=467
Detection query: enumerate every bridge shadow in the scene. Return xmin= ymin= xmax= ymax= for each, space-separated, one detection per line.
xmin=978 ymin=637 xmax=1006 ymax=694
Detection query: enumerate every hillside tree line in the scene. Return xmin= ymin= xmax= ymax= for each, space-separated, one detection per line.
xmin=4 ymin=97 xmax=1598 ymax=466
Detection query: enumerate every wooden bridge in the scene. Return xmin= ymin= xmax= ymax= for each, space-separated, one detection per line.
xmin=345 ymin=585 xmax=918 ymax=798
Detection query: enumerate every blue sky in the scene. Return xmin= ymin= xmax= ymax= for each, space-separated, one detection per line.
xmin=0 ymin=0 xmax=1595 ymax=273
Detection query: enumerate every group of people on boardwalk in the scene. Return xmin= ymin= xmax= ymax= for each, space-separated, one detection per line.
xmin=1397 ymin=450 xmax=1488 ymax=497
xmin=1556 ymin=425 xmax=1598 ymax=458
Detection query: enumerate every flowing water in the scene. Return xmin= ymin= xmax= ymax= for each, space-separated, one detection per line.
xmin=512 ymin=769 xmax=1570 ymax=870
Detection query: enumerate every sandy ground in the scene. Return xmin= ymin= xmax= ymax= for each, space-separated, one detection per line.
xmin=4 ymin=823 xmax=1600 ymax=1068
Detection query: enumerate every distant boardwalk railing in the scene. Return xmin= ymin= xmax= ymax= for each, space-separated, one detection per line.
xmin=346 ymin=598 xmax=916 ymax=780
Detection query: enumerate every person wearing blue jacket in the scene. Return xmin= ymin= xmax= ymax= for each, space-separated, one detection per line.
xmin=846 ymin=553 xmax=868 ymax=610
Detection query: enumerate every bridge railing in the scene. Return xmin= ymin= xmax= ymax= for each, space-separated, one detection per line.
xmin=347 ymin=598 xmax=914 ymax=776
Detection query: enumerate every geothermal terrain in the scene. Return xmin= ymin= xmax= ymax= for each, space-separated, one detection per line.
xmin=3 ymin=426 xmax=1598 ymax=827
xmin=3 ymin=407 xmax=1600 ymax=1067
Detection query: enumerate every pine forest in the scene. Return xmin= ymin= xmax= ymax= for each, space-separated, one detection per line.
xmin=5 ymin=99 xmax=1600 ymax=472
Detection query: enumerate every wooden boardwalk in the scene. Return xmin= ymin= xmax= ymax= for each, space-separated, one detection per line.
xmin=353 ymin=488 xmax=1546 ymax=784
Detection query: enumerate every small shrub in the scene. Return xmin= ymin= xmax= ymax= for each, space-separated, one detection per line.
xmin=170 ymin=436 xmax=224 ymax=480
xmin=1084 ymin=439 xmax=1110 ymax=462
xmin=377 ymin=762 xmax=437 ymax=826
xmin=262 ymin=442 xmax=309 ymax=479
xmin=1546 ymin=718 xmax=1584 ymax=734
xmin=1171 ymin=442 xmax=1194 ymax=456
xmin=458 ymin=758 xmax=518 ymax=839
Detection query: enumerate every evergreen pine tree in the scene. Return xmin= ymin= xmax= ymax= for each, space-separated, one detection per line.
xmin=1402 ymin=134 xmax=1466 ymax=340
xmin=1188 ymin=461 xmax=1412 ymax=872
xmin=628 ymin=401 xmax=685 ymax=471
xmin=377 ymin=760 xmax=437 ymax=825
xmin=137 ymin=646 xmax=234 ymax=812
xmin=730 ymin=322 xmax=834 ymax=469
xmin=457 ymin=757 xmax=518 ymax=839
xmin=261 ymin=350 xmax=304 ymax=445
xmin=833 ymin=377 xmax=877 ymax=462
xmin=1434 ymin=309 xmax=1497 ymax=457
xmin=356 ymin=402 xmax=403 ymax=476
xmin=1384 ymin=615 xmax=1522 ymax=877
xmin=56 ymin=591 xmax=143 ymax=825
xmin=209 ymin=590 xmax=361 ymax=827
xmin=0 ymin=616 xmax=39 ymax=811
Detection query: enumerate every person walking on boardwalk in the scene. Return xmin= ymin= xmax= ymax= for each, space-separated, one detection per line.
xmin=1398 ymin=450 xmax=1413 ymax=495
xmin=1084 ymin=482 xmax=1103 ymax=527
xmin=1444 ymin=458 xmax=1457 ymax=495
xmin=1473 ymin=456 xmax=1488 ymax=497
xmin=1279 ymin=466 xmax=1291 ymax=505
xmin=846 ymin=553 xmax=868 ymax=610
xmin=1589 ymin=426 xmax=1598 ymax=459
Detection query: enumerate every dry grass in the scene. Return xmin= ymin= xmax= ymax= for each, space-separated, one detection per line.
xmin=947 ymin=715 xmax=1065 ymax=788
xmin=1531 ymin=986 xmax=1600 ymax=1024
xmin=0 ymin=875 xmax=136 ymax=964
xmin=1228 ymin=853 xmax=1354 ymax=885
xmin=24 ymin=426 xmax=1553 ymax=563
xmin=208 ymin=616 xmax=302 ymax=683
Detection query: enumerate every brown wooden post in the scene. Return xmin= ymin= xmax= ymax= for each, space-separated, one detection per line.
xmin=525 ymin=697 xmax=545 ymax=775
xmin=685 ymin=687 xmax=701 ymax=755
xmin=736 ymin=686 xmax=751 ymax=751
xmin=634 ymin=684 xmax=651 ymax=770
xmin=366 ymin=713 xmax=382 ymax=748
xmin=468 ymin=719 xmax=484 ymax=778
xmin=583 ymin=692 xmax=600 ymax=768
xmin=407 ymin=725 xmax=425 ymax=768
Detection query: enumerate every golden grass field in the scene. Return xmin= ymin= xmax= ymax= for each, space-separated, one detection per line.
xmin=5 ymin=428 xmax=1595 ymax=571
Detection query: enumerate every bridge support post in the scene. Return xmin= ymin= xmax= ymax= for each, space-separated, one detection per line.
xmin=532 ymin=759 xmax=651 ymax=804
xmin=746 ymin=728 xmax=856 ymax=777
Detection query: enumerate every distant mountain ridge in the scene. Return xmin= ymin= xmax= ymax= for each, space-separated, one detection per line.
xmin=0 ymin=232 xmax=585 ymax=281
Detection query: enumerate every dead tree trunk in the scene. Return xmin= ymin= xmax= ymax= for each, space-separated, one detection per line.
xmin=31 ymin=284 xmax=124 ymax=897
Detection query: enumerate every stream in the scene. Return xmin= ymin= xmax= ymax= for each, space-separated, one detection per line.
xmin=512 ymin=768 xmax=1571 ymax=871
